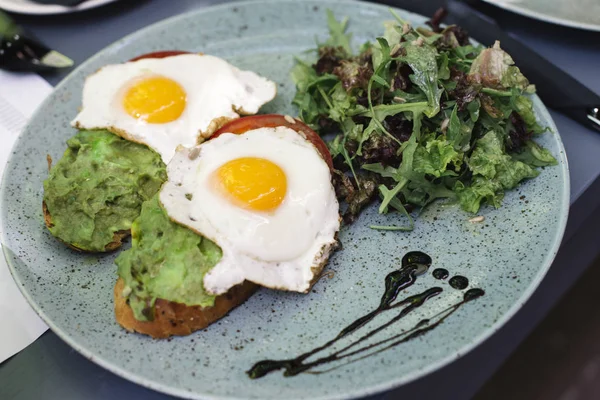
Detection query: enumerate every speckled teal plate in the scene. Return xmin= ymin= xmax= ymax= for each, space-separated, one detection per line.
xmin=0 ymin=1 xmax=569 ymax=399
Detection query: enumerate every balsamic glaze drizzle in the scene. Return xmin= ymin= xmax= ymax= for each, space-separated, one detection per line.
xmin=247 ymin=252 xmax=485 ymax=379
xmin=401 ymin=251 xmax=432 ymax=268
xmin=432 ymin=268 xmax=449 ymax=280
xmin=449 ymin=275 xmax=469 ymax=290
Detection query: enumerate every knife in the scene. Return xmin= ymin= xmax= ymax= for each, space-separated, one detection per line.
xmin=0 ymin=11 xmax=74 ymax=72
xmin=377 ymin=0 xmax=600 ymax=132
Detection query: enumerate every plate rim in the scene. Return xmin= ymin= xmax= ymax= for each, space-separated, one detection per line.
xmin=0 ymin=0 xmax=118 ymax=15
xmin=483 ymin=0 xmax=600 ymax=32
xmin=0 ymin=0 xmax=571 ymax=398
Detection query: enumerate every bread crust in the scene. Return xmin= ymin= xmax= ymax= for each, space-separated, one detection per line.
xmin=114 ymin=278 xmax=258 ymax=338
xmin=42 ymin=201 xmax=128 ymax=252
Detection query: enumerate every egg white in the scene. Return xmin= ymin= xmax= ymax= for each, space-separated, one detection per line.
xmin=71 ymin=54 xmax=276 ymax=162
xmin=160 ymin=126 xmax=340 ymax=295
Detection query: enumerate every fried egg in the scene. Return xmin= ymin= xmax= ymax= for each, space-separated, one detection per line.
xmin=159 ymin=126 xmax=340 ymax=295
xmin=71 ymin=53 xmax=276 ymax=162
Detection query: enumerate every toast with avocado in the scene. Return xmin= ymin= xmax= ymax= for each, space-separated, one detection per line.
xmin=114 ymin=278 xmax=256 ymax=338
xmin=43 ymin=129 xmax=167 ymax=252
xmin=114 ymin=195 xmax=257 ymax=338
xmin=43 ymin=201 xmax=128 ymax=252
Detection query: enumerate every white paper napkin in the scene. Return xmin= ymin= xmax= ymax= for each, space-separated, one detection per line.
xmin=0 ymin=70 xmax=51 ymax=364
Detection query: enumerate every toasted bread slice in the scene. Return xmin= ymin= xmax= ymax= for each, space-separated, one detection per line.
xmin=114 ymin=278 xmax=258 ymax=338
xmin=42 ymin=201 xmax=128 ymax=252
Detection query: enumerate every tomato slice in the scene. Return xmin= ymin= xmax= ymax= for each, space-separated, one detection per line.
xmin=129 ymin=50 xmax=191 ymax=62
xmin=212 ymin=114 xmax=333 ymax=171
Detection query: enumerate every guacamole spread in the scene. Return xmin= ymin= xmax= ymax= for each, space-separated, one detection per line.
xmin=43 ymin=129 xmax=167 ymax=252
xmin=115 ymin=195 xmax=221 ymax=321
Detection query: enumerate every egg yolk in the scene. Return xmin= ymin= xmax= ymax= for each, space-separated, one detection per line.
xmin=216 ymin=157 xmax=287 ymax=211
xmin=122 ymin=76 xmax=186 ymax=124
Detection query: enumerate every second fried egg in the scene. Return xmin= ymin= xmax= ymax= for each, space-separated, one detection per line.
xmin=160 ymin=126 xmax=340 ymax=295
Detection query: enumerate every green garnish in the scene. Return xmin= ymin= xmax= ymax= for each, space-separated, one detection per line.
xmin=292 ymin=10 xmax=557 ymax=228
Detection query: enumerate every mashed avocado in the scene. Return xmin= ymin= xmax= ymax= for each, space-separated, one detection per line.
xmin=43 ymin=130 xmax=167 ymax=252
xmin=115 ymin=195 xmax=220 ymax=321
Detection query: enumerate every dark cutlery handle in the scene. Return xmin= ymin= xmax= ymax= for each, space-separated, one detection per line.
xmin=587 ymin=108 xmax=600 ymax=132
xmin=0 ymin=11 xmax=73 ymax=72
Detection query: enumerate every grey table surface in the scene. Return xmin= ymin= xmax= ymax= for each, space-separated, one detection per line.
xmin=1 ymin=0 xmax=600 ymax=399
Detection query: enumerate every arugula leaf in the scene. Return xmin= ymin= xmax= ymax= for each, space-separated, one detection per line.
xmin=404 ymin=179 xmax=457 ymax=206
xmin=328 ymin=82 xmax=354 ymax=122
xmin=291 ymin=58 xmax=318 ymax=91
xmin=363 ymin=135 xmax=419 ymax=227
xmin=453 ymin=44 xmax=481 ymax=62
xmin=398 ymin=41 xmax=443 ymax=117
xmin=354 ymin=101 xmax=429 ymax=120
xmin=379 ymin=180 xmax=408 ymax=213
xmin=291 ymin=59 xmax=339 ymax=127
xmin=362 ymin=163 xmax=398 ymax=178
xmin=372 ymin=181 xmax=414 ymax=233
xmin=372 ymin=22 xmax=400 ymax=70
xmin=356 ymin=118 xmax=378 ymax=155
xmin=447 ymin=104 xmax=472 ymax=151
xmin=411 ymin=108 xmax=424 ymax=141
xmin=438 ymin=52 xmax=450 ymax=80
xmin=328 ymin=134 xmax=344 ymax=159
xmin=372 ymin=74 xmax=390 ymax=88
xmin=371 ymin=191 xmax=414 ymax=231
xmin=467 ymin=98 xmax=481 ymax=122
xmin=397 ymin=133 xmax=419 ymax=181
xmin=324 ymin=9 xmax=352 ymax=55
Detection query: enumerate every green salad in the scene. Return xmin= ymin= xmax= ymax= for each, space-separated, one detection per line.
xmin=292 ymin=11 xmax=557 ymax=230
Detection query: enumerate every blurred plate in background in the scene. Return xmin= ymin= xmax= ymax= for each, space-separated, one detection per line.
xmin=484 ymin=0 xmax=600 ymax=31
xmin=0 ymin=0 xmax=118 ymax=15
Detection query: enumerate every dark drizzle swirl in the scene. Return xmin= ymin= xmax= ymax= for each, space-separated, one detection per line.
xmin=247 ymin=252 xmax=485 ymax=379
xmin=432 ymin=268 xmax=449 ymax=280
xmin=449 ymin=275 xmax=469 ymax=290
xmin=401 ymin=251 xmax=432 ymax=268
